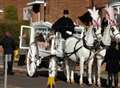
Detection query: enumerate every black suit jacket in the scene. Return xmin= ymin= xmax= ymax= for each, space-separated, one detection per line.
xmin=52 ymin=16 xmax=75 ymax=39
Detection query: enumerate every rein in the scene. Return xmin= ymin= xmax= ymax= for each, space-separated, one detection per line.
xmin=110 ymin=27 xmax=120 ymax=38
xmin=65 ymin=38 xmax=82 ymax=57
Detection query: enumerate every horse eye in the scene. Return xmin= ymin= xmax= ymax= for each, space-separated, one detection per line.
xmin=93 ymin=28 xmax=96 ymax=32
xmin=78 ymin=31 xmax=81 ymax=34
xmin=111 ymin=27 xmax=114 ymax=32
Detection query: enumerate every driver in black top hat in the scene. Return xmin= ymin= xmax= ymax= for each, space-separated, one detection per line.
xmin=52 ymin=9 xmax=75 ymax=40
xmin=51 ymin=10 xmax=75 ymax=58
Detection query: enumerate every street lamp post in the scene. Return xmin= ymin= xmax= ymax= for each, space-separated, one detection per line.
xmin=4 ymin=56 xmax=7 ymax=88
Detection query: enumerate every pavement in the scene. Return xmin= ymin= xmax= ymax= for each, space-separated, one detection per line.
xmin=0 ymin=61 xmax=26 ymax=75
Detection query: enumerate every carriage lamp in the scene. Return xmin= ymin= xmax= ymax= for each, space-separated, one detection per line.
xmin=32 ymin=4 xmax=40 ymax=13
xmin=27 ymin=0 xmax=47 ymax=13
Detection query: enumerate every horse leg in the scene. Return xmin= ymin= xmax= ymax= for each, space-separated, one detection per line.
xmin=93 ymin=60 xmax=97 ymax=85
xmin=97 ymin=59 xmax=103 ymax=87
xmin=71 ymin=70 xmax=75 ymax=84
xmin=70 ymin=61 xmax=75 ymax=83
xmin=71 ymin=62 xmax=75 ymax=84
xmin=88 ymin=58 xmax=94 ymax=85
xmin=65 ymin=60 xmax=70 ymax=83
xmin=80 ymin=57 xmax=84 ymax=85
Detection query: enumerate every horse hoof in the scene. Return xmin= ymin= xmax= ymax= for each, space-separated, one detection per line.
xmin=92 ymin=84 xmax=97 ymax=88
xmin=80 ymin=81 xmax=83 ymax=85
xmin=88 ymin=84 xmax=93 ymax=87
xmin=88 ymin=84 xmax=98 ymax=88
xmin=93 ymin=81 xmax=96 ymax=85
xmin=71 ymin=80 xmax=75 ymax=84
xmin=88 ymin=82 xmax=93 ymax=86
xmin=80 ymin=84 xmax=86 ymax=88
xmin=80 ymin=84 xmax=84 ymax=88
xmin=97 ymin=84 xmax=101 ymax=88
xmin=97 ymin=83 xmax=101 ymax=87
xmin=67 ymin=80 xmax=70 ymax=83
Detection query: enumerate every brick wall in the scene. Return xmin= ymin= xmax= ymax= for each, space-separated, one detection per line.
xmin=0 ymin=0 xmax=108 ymax=22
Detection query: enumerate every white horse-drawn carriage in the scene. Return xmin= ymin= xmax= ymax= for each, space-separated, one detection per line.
xmin=19 ymin=21 xmax=55 ymax=77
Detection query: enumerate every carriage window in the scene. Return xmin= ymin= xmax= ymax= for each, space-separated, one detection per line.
xmin=20 ymin=25 xmax=31 ymax=49
xmin=22 ymin=28 xmax=30 ymax=47
xmin=35 ymin=27 xmax=49 ymax=39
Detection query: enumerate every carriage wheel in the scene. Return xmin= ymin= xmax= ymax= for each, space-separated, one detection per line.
xmin=26 ymin=43 xmax=37 ymax=77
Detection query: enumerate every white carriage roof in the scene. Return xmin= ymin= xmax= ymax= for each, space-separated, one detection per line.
xmin=110 ymin=2 xmax=120 ymax=7
xmin=31 ymin=21 xmax=52 ymax=28
xmin=27 ymin=1 xmax=45 ymax=6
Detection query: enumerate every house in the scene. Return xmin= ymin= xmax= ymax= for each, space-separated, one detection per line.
xmin=0 ymin=0 xmax=108 ymax=23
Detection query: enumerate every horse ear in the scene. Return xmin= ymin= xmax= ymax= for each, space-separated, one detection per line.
xmin=96 ymin=10 xmax=99 ymax=14
xmin=93 ymin=6 xmax=96 ymax=11
xmin=98 ymin=17 xmax=101 ymax=26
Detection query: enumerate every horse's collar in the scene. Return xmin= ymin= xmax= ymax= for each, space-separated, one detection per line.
xmin=83 ymin=36 xmax=94 ymax=50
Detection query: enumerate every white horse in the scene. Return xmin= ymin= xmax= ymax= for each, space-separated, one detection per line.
xmin=65 ymin=7 xmax=102 ymax=85
xmin=94 ymin=5 xmax=120 ymax=87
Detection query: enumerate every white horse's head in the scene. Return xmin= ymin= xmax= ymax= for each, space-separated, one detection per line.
xmin=105 ymin=5 xmax=120 ymax=40
xmin=88 ymin=6 xmax=102 ymax=40
xmin=74 ymin=25 xmax=85 ymax=39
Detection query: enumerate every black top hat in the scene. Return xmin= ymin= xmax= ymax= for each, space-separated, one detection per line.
xmin=63 ymin=10 xmax=69 ymax=15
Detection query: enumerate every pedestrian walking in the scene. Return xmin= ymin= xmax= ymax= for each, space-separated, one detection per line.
xmin=103 ymin=41 xmax=120 ymax=88
xmin=0 ymin=31 xmax=16 ymax=75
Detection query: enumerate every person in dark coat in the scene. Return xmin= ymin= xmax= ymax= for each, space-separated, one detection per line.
xmin=104 ymin=41 xmax=120 ymax=88
xmin=0 ymin=31 xmax=16 ymax=75
xmin=52 ymin=9 xmax=75 ymax=40
xmin=51 ymin=10 xmax=75 ymax=58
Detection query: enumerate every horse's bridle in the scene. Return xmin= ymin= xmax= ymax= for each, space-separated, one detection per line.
xmin=93 ymin=27 xmax=102 ymax=41
xmin=92 ymin=17 xmax=102 ymax=40
xmin=110 ymin=26 xmax=120 ymax=39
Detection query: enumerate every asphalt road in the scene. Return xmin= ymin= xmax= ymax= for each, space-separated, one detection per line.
xmin=0 ymin=69 xmax=108 ymax=88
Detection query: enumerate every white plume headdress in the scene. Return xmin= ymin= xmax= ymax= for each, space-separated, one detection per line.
xmin=105 ymin=5 xmax=116 ymax=25
xmin=88 ymin=6 xmax=101 ymax=27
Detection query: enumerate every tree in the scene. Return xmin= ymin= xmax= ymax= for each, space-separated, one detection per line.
xmin=4 ymin=5 xmax=18 ymax=21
